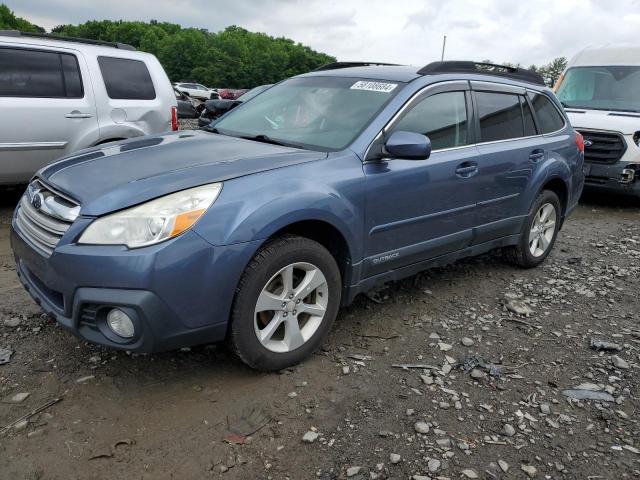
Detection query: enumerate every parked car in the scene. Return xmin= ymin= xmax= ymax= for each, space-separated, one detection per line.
xmin=11 ymin=61 xmax=584 ymax=371
xmin=556 ymin=45 xmax=640 ymax=197
xmin=217 ymin=88 xmax=249 ymax=100
xmin=198 ymin=84 xmax=272 ymax=127
xmin=0 ymin=30 xmax=177 ymax=185
xmin=174 ymin=82 xmax=218 ymax=100
xmin=174 ymin=89 xmax=197 ymax=118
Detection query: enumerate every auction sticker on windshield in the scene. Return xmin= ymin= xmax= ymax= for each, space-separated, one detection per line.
xmin=350 ymin=81 xmax=398 ymax=93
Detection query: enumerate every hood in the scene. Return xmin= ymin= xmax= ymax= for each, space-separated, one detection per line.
xmin=566 ymin=109 xmax=640 ymax=135
xmin=39 ymin=130 xmax=326 ymax=216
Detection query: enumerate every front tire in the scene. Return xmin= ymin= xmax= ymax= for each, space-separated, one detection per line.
xmin=230 ymin=235 xmax=341 ymax=371
xmin=505 ymin=190 xmax=561 ymax=268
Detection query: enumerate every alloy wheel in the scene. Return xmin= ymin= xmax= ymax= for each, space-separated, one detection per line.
xmin=254 ymin=262 xmax=329 ymax=353
xmin=528 ymin=203 xmax=557 ymax=257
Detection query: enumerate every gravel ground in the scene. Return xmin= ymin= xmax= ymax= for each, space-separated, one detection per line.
xmin=0 ymin=155 xmax=639 ymax=479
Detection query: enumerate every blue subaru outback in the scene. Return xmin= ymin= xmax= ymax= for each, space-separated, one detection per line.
xmin=11 ymin=61 xmax=585 ymax=370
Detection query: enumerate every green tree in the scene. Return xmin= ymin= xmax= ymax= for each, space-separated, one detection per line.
xmin=50 ymin=19 xmax=335 ymax=87
xmin=0 ymin=4 xmax=43 ymax=32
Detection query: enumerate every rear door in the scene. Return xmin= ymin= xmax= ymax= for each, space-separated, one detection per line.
xmin=469 ymin=83 xmax=539 ymax=244
xmin=0 ymin=45 xmax=98 ymax=184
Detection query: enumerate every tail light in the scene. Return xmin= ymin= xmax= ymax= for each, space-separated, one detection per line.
xmin=171 ymin=106 xmax=178 ymax=131
xmin=575 ymin=131 xmax=585 ymax=154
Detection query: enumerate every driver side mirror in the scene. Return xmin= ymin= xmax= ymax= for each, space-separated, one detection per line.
xmin=384 ymin=130 xmax=432 ymax=160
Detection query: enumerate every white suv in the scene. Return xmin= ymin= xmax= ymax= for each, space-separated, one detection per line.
xmin=556 ymin=45 xmax=640 ymax=197
xmin=0 ymin=31 xmax=177 ymax=185
xmin=174 ymin=82 xmax=218 ymax=100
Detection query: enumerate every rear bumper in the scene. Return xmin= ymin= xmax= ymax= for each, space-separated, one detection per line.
xmin=11 ymin=220 xmax=262 ymax=353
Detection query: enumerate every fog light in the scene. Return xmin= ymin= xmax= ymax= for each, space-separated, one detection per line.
xmin=106 ymin=308 xmax=135 ymax=338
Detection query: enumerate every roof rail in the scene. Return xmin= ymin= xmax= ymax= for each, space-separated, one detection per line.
xmin=314 ymin=61 xmax=402 ymax=71
xmin=417 ymin=61 xmax=545 ymax=86
xmin=0 ymin=30 xmax=136 ymax=51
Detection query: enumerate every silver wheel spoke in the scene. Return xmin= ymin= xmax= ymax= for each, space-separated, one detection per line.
xmin=539 ymin=234 xmax=550 ymax=251
xmin=281 ymin=266 xmax=294 ymax=292
xmin=293 ymin=268 xmax=325 ymax=301
xmin=299 ymin=302 xmax=326 ymax=317
xmin=543 ymin=220 xmax=556 ymax=232
xmin=529 ymin=227 xmax=538 ymax=243
xmin=284 ymin=317 xmax=305 ymax=350
xmin=530 ymin=237 xmax=539 ymax=253
xmin=256 ymin=290 xmax=284 ymax=313
xmin=260 ymin=313 xmax=284 ymax=343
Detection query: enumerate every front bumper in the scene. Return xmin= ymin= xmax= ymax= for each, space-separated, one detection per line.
xmin=583 ymin=162 xmax=640 ymax=197
xmin=11 ymin=221 xmax=262 ymax=353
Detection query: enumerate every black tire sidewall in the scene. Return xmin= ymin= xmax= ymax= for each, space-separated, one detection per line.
xmin=231 ymin=236 xmax=341 ymax=371
xmin=519 ymin=190 xmax=561 ymax=267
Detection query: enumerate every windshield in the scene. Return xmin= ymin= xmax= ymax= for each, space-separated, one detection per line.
xmin=556 ymin=66 xmax=640 ymax=113
xmin=237 ymin=84 xmax=272 ymax=102
xmin=213 ymin=76 xmax=402 ymax=151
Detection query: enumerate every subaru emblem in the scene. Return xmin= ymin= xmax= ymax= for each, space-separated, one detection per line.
xmin=31 ymin=193 xmax=43 ymax=210
xmin=583 ymin=139 xmax=593 ymax=148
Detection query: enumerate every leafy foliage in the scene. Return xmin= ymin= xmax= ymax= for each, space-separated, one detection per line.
xmin=50 ymin=20 xmax=335 ymax=88
xmin=0 ymin=4 xmax=43 ymax=32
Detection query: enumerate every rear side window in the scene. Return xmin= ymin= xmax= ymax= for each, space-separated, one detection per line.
xmin=476 ymin=92 xmax=523 ymax=142
xmin=0 ymin=47 xmax=83 ymax=98
xmin=392 ymin=91 xmax=468 ymax=150
xmin=528 ymin=92 xmax=565 ymax=133
xmin=98 ymin=56 xmax=156 ymax=100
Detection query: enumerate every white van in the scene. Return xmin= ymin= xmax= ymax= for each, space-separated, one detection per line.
xmin=0 ymin=31 xmax=177 ymax=185
xmin=555 ymin=45 xmax=640 ymax=197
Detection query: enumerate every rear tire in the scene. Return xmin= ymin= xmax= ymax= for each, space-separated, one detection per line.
xmin=505 ymin=190 xmax=561 ymax=268
xmin=230 ymin=235 xmax=341 ymax=371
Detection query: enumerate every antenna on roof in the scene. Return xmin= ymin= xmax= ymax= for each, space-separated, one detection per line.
xmin=441 ymin=35 xmax=447 ymax=61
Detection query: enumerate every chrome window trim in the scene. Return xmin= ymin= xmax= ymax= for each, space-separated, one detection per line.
xmin=363 ymin=79 xmax=567 ymax=163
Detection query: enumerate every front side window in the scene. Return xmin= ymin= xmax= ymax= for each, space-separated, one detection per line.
xmin=0 ymin=47 xmax=82 ymax=98
xmin=214 ymin=76 xmax=402 ymax=151
xmin=98 ymin=56 xmax=156 ymax=100
xmin=528 ymin=92 xmax=565 ymax=133
xmin=476 ymin=91 xmax=524 ymax=142
xmin=556 ymin=66 xmax=640 ymax=113
xmin=391 ymin=91 xmax=468 ymax=150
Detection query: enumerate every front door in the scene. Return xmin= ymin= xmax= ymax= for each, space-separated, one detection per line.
xmin=363 ymin=83 xmax=481 ymax=277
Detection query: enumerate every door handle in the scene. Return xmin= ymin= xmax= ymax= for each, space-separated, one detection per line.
xmin=529 ymin=150 xmax=545 ymax=162
xmin=65 ymin=111 xmax=93 ymax=119
xmin=455 ymin=162 xmax=479 ymax=177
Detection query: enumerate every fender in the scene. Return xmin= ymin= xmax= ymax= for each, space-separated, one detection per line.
xmin=97 ymin=123 xmax=147 ymax=142
xmin=520 ymin=151 xmax=572 ymax=215
xmin=193 ymin=154 xmax=366 ymax=261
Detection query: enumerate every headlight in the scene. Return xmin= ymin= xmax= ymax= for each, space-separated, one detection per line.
xmin=79 ymin=183 xmax=222 ymax=248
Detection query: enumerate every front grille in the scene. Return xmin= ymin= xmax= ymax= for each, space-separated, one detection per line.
xmin=578 ymin=130 xmax=627 ymax=165
xmin=15 ymin=180 xmax=80 ymax=256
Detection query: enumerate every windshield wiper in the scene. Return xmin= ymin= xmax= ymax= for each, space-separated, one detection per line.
xmin=240 ymin=134 xmax=301 ymax=148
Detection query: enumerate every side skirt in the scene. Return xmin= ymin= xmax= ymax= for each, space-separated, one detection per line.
xmin=342 ymin=234 xmax=520 ymax=306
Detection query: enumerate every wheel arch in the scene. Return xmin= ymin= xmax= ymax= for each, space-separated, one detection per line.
xmin=261 ymin=219 xmax=353 ymax=289
xmin=541 ymin=176 xmax=569 ymax=216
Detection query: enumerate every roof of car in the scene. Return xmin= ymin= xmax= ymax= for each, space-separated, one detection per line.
xmin=569 ymin=44 xmax=640 ymax=67
xmin=302 ymin=61 xmax=546 ymax=87
xmin=0 ymin=31 xmax=152 ymax=59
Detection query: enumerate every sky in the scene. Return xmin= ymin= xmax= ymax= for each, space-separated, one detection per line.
xmin=6 ymin=0 xmax=640 ymax=67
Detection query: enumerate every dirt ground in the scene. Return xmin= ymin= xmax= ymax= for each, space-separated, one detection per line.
xmin=1 ymin=181 xmax=639 ymax=479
